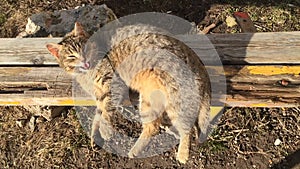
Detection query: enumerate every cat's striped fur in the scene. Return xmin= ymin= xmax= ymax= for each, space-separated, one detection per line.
xmin=46 ymin=22 xmax=211 ymax=164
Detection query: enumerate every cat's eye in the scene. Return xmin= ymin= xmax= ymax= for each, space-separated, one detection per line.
xmin=68 ymin=55 xmax=77 ymax=59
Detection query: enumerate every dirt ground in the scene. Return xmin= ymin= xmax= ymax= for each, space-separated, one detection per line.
xmin=0 ymin=0 xmax=300 ymax=169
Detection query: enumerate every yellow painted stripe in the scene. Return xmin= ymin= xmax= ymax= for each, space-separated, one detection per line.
xmin=0 ymin=101 xmax=22 ymax=105
xmin=58 ymin=99 xmax=96 ymax=106
xmin=247 ymin=66 xmax=300 ymax=76
xmin=0 ymin=99 xmax=96 ymax=106
xmin=210 ymin=106 xmax=224 ymax=119
xmin=249 ymin=103 xmax=269 ymax=107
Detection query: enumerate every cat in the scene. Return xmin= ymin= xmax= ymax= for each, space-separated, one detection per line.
xmin=46 ymin=22 xmax=211 ymax=164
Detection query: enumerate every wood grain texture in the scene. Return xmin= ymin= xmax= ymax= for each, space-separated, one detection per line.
xmin=0 ymin=31 xmax=299 ymax=65
xmin=0 ymin=38 xmax=60 ymax=65
xmin=0 ymin=66 xmax=299 ymax=107
xmin=207 ymin=32 xmax=300 ymax=64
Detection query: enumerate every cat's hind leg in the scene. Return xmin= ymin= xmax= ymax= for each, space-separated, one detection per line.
xmin=166 ymin=121 xmax=192 ymax=164
xmin=128 ymin=118 xmax=161 ymax=158
xmin=128 ymin=90 xmax=166 ymax=158
xmin=176 ymin=132 xmax=191 ymax=164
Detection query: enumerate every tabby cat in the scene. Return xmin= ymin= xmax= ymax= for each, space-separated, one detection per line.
xmin=46 ymin=22 xmax=211 ymax=164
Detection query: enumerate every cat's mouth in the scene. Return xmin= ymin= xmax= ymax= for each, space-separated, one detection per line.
xmin=77 ymin=62 xmax=90 ymax=72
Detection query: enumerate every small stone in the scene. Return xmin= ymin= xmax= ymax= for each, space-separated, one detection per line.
xmin=274 ymin=138 xmax=282 ymax=146
xmin=16 ymin=31 xmax=29 ymax=38
xmin=28 ymin=116 xmax=36 ymax=132
xmin=42 ymin=106 xmax=66 ymax=121
xmin=36 ymin=116 xmax=46 ymax=123
xmin=280 ymin=80 xmax=289 ymax=86
xmin=23 ymin=105 xmax=66 ymax=121
xmin=16 ymin=119 xmax=27 ymax=128
xmin=287 ymin=4 xmax=295 ymax=7
xmin=26 ymin=17 xmax=41 ymax=34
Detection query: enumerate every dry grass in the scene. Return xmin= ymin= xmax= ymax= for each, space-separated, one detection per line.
xmin=200 ymin=107 xmax=300 ymax=168
xmin=0 ymin=0 xmax=299 ymax=37
xmin=1 ymin=106 xmax=299 ymax=168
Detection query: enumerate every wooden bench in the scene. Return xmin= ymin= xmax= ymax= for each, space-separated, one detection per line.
xmin=0 ymin=32 xmax=299 ymax=107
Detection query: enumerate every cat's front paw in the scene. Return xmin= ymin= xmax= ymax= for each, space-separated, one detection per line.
xmin=91 ymin=117 xmax=103 ymax=148
xmin=90 ymin=112 xmax=113 ymax=148
xmin=99 ymin=119 xmax=114 ymax=140
xmin=128 ymin=149 xmax=137 ymax=158
xmin=128 ymin=138 xmax=149 ymax=158
xmin=176 ymin=150 xmax=189 ymax=164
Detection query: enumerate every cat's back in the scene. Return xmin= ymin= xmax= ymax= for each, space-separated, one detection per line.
xmin=110 ymin=24 xmax=170 ymax=46
xmin=108 ymin=24 xmax=209 ymax=82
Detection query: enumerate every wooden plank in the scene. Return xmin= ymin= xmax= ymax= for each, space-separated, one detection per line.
xmin=206 ymin=32 xmax=300 ymax=64
xmin=0 ymin=31 xmax=299 ymax=65
xmin=0 ymin=66 xmax=299 ymax=107
xmin=0 ymin=67 xmax=72 ymax=100
xmin=0 ymin=38 xmax=60 ymax=65
xmin=0 ymin=32 xmax=299 ymax=107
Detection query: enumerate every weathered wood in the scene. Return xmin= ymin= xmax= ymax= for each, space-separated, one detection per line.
xmin=0 ymin=31 xmax=299 ymax=65
xmin=0 ymin=66 xmax=299 ymax=107
xmin=0 ymin=67 xmax=72 ymax=99
xmin=0 ymin=38 xmax=60 ymax=65
xmin=207 ymin=32 xmax=300 ymax=64
xmin=0 ymin=31 xmax=299 ymax=107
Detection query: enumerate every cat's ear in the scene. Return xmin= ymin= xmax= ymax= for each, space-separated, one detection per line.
xmin=46 ymin=43 xmax=62 ymax=59
xmin=74 ymin=22 xmax=89 ymax=37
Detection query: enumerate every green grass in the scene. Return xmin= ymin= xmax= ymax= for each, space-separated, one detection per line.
xmin=200 ymin=140 xmax=228 ymax=153
xmin=0 ymin=14 xmax=6 ymax=26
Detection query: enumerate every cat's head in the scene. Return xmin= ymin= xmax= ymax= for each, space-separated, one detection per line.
xmin=46 ymin=22 xmax=90 ymax=75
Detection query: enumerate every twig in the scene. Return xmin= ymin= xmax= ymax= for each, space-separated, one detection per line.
xmin=201 ymin=23 xmax=216 ymax=34
xmin=229 ymin=129 xmax=250 ymax=133
xmin=234 ymin=118 xmax=252 ymax=141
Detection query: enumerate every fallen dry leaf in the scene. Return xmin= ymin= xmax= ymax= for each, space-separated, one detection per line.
xmin=226 ymin=16 xmax=237 ymax=27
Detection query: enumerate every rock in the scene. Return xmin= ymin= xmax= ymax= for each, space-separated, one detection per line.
xmin=36 ymin=116 xmax=46 ymax=124
xmin=16 ymin=119 xmax=27 ymax=128
xmin=28 ymin=116 xmax=36 ymax=132
xmin=19 ymin=4 xmax=117 ymax=37
xmin=274 ymin=138 xmax=282 ymax=146
xmin=23 ymin=105 xmax=67 ymax=121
